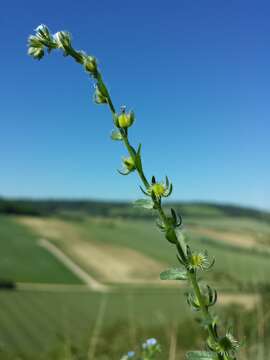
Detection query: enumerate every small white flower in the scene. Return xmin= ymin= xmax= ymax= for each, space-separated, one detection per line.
xmin=35 ymin=24 xmax=47 ymax=32
xmin=53 ymin=31 xmax=71 ymax=51
xmin=27 ymin=46 xmax=44 ymax=60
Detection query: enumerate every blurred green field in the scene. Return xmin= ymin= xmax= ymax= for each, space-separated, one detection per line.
xmin=0 ymin=203 xmax=270 ymax=359
xmin=0 ymin=216 xmax=80 ymax=284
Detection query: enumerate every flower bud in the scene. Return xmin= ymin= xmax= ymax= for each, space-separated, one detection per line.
xmin=84 ymin=56 xmax=97 ymax=74
xmin=54 ymin=31 xmax=71 ymax=52
xmin=94 ymin=86 xmax=107 ymax=104
xmin=28 ymin=46 xmax=44 ymax=60
xmin=28 ymin=35 xmax=42 ymax=48
xmin=115 ymin=109 xmax=135 ymax=129
xmin=34 ymin=24 xmax=52 ymax=45
xmin=122 ymin=157 xmax=136 ymax=172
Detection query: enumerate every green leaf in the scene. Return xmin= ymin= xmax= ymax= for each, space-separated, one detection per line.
xmin=160 ymin=267 xmax=187 ymax=280
xmin=198 ymin=315 xmax=219 ymax=329
xmin=133 ymin=199 xmax=154 ymax=209
xmin=186 ymin=351 xmax=217 ymax=359
xmin=135 ymin=143 xmax=143 ymax=172
xmin=176 ymin=230 xmax=187 ymax=257
xmin=165 ymin=227 xmax=177 ymax=243
xmin=110 ymin=130 xmax=123 ymax=141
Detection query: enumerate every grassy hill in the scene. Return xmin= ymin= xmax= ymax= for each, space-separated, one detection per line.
xmin=0 ymin=200 xmax=269 ymax=359
xmin=0 ymin=197 xmax=269 ymax=222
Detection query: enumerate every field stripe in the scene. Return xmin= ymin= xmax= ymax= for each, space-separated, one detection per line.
xmin=17 ymin=282 xmax=91 ymax=292
xmin=126 ymin=293 xmax=136 ymax=347
xmin=39 ymin=238 xmax=108 ymax=292
xmin=87 ymin=295 xmax=108 ymax=359
xmin=168 ymin=326 xmax=177 ymax=360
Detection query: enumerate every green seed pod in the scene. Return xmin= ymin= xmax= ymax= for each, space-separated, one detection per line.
xmin=116 ymin=110 xmax=135 ymax=129
xmin=84 ymin=56 xmax=97 ymax=74
xmin=94 ymin=86 xmax=107 ymax=104
xmin=122 ymin=156 xmax=136 ymax=172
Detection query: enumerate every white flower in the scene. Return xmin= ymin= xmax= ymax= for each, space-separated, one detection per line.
xmin=35 ymin=24 xmax=47 ymax=32
xmin=53 ymin=31 xmax=71 ymax=51
xmin=27 ymin=46 xmax=44 ymax=60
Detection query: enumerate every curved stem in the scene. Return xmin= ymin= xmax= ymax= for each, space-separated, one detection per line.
xmin=27 ymin=25 xmax=239 ymax=359
xmin=50 ymin=51 xmax=229 ymax=359
xmin=97 ymin=72 xmax=225 ymax=357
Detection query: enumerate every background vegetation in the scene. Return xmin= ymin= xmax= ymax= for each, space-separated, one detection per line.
xmin=0 ymin=199 xmax=269 ymax=359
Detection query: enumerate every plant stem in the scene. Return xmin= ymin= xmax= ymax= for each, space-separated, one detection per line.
xmin=98 ymin=72 xmax=225 ymax=358
xmin=188 ymin=271 xmax=218 ymax=344
xmin=28 ymin=25 xmax=240 ymax=359
xmin=121 ymin=132 xmax=149 ymax=188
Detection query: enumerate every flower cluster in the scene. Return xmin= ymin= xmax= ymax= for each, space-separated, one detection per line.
xmin=28 ymin=24 xmax=97 ymax=74
xmin=142 ymin=338 xmax=161 ymax=359
xmin=28 ymin=24 xmax=56 ymax=60
xmin=120 ymin=338 xmax=160 ymax=360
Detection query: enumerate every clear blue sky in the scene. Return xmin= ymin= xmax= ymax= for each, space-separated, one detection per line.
xmin=1 ymin=0 xmax=269 ymax=210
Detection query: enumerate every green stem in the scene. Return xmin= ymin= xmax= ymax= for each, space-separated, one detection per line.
xmin=188 ymin=271 xmax=217 ymax=342
xmin=28 ymin=28 xmax=238 ymax=358
xmin=121 ymin=133 xmax=149 ymax=188
xmin=93 ymin=69 xmax=228 ymax=360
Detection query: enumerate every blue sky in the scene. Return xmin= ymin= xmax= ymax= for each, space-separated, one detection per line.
xmin=1 ymin=0 xmax=269 ymax=210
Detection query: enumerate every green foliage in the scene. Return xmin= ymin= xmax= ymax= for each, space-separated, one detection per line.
xmin=186 ymin=351 xmax=217 ymax=359
xmin=0 ymin=216 xmax=80 ymax=284
xmin=133 ymin=199 xmax=154 ymax=210
xmin=111 ymin=130 xmax=123 ymax=141
xmin=160 ymin=267 xmax=187 ymax=281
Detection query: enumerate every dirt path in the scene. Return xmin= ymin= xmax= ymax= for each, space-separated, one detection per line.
xmin=218 ymin=293 xmax=260 ymax=310
xmin=189 ymin=226 xmax=259 ymax=249
xmin=18 ymin=217 xmax=166 ymax=284
xmin=16 ymin=282 xmax=91 ymax=292
xmin=39 ymin=238 xmax=108 ymax=292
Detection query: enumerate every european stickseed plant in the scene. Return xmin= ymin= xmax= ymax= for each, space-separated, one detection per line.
xmin=27 ymin=25 xmax=241 ymax=360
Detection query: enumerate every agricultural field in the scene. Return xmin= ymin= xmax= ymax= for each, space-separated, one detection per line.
xmin=0 ymin=202 xmax=270 ymax=359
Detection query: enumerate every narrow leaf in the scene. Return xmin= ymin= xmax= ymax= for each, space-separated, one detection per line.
xmin=133 ymin=199 xmax=154 ymax=209
xmin=135 ymin=144 xmax=143 ymax=172
xmin=165 ymin=227 xmax=177 ymax=244
xmin=160 ymin=267 xmax=187 ymax=280
xmin=139 ymin=185 xmax=150 ymax=196
xmin=111 ymin=130 xmax=123 ymax=141
xmin=186 ymin=351 xmax=217 ymax=359
xmin=176 ymin=230 xmax=187 ymax=257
